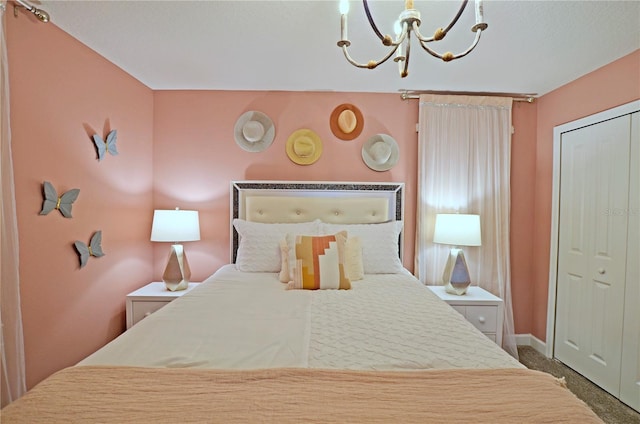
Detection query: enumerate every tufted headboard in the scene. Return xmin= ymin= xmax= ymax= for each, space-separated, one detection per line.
xmin=230 ymin=181 xmax=404 ymax=263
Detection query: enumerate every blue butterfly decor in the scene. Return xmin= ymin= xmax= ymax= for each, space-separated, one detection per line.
xmin=74 ymin=231 xmax=105 ymax=268
xmin=39 ymin=179 xmax=106 ymax=268
xmin=40 ymin=181 xmax=80 ymax=218
xmin=92 ymin=129 xmax=118 ymax=161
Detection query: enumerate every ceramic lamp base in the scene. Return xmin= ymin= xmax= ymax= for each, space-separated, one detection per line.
xmin=162 ymin=244 xmax=191 ymax=291
xmin=442 ymin=248 xmax=472 ymax=295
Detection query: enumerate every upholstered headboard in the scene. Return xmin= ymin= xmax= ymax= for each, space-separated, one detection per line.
xmin=230 ymin=181 xmax=404 ymax=263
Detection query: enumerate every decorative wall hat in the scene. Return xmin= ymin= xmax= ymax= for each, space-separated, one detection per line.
xmin=362 ymin=134 xmax=399 ymax=171
xmin=330 ymin=103 xmax=364 ymax=140
xmin=286 ymin=129 xmax=323 ymax=165
xmin=234 ymin=111 xmax=275 ymax=152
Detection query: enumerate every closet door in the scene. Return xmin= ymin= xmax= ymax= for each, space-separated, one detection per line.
xmin=554 ymin=114 xmax=631 ymax=396
xmin=620 ymin=111 xmax=639 ymax=410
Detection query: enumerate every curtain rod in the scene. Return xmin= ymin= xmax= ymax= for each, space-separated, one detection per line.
xmin=400 ymin=90 xmax=537 ymax=103
xmin=13 ymin=0 xmax=50 ymax=23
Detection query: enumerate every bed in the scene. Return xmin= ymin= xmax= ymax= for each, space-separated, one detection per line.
xmin=1 ymin=181 xmax=603 ymax=423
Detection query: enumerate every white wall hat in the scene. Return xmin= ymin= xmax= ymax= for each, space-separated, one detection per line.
xmin=362 ymin=134 xmax=399 ymax=171
xmin=234 ymin=111 xmax=275 ymax=152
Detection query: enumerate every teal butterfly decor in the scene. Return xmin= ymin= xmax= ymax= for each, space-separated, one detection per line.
xmin=40 ymin=181 xmax=80 ymax=218
xmin=74 ymin=231 xmax=105 ymax=268
xmin=92 ymin=129 xmax=118 ymax=161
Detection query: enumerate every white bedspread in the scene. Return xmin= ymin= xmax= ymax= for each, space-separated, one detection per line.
xmin=79 ymin=265 xmax=521 ymax=370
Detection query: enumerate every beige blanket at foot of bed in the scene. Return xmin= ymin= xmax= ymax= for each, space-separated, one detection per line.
xmin=1 ymin=366 xmax=603 ymax=424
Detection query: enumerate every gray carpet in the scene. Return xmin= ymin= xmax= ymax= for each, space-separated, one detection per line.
xmin=518 ymin=346 xmax=640 ymax=424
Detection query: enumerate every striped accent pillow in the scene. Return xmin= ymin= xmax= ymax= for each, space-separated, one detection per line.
xmin=287 ymin=231 xmax=351 ymax=290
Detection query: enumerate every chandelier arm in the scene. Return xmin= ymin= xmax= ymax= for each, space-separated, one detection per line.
xmin=417 ymin=40 xmax=445 ymax=60
xmin=411 ymin=22 xmax=435 ymax=43
xmin=417 ymin=28 xmax=483 ymax=61
xmin=391 ymin=26 xmax=409 ymax=47
xmin=451 ymin=29 xmax=483 ymax=59
xmin=442 ymin=0 xmax=469 ymax=34
xmin=363 ymin=0 xmax=385 ymax=42
xmin=341 ymin=44 xmax=400 ymax=69
xmin=412 ymin=0 xmax=469 ymax=43
xmin=401 ymin=32 xmax=411 ymax=77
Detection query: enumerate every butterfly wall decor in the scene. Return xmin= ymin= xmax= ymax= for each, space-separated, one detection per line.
xmin=40 ymin=181 xmax=80 ymax=218
xmin=74 ymin=230 xmax=105 ymax=268
xmin=92 ymin=129 xmax=118 ymax=161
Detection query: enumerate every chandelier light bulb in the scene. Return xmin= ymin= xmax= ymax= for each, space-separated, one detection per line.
xmin=393 ymin=20 xmax=402 ymax=36
xmin=339 ymin=0 xmax=350 ymax=15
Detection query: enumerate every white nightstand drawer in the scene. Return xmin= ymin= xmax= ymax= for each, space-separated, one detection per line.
xmin=484 ymin=333 xmax=497 ymax=343
xmin=426 ymin=285 xmax=504 ymax=347
xmin=465 ymin=305 xmax=498 ymax=333
xmin=126 ymin=282 xmax=199 ymax=329
xmin=131 ymin=300 xmax=171 ymax=325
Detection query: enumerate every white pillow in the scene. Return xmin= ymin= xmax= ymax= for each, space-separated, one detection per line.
xmin=319 ymin=221 xmax=403 ymax=274
xmin=233 ymin=219 xmax=320 ymax=272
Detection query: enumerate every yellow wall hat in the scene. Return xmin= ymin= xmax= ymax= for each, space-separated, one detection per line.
xmin=286 ymin=129 xmax=323 ymax=165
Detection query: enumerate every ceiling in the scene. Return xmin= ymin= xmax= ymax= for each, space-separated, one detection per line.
xmin=38 ymin=0 xmax=640 ymax=97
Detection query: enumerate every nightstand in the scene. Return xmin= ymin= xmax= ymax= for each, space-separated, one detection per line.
xmin=427 ymin=285 xmax=504 ymax=346
xmin=126 ymin=282 xmax=199 ymax=329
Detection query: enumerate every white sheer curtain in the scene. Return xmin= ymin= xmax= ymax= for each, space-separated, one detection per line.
xmin=414 ymin=94 xmax=518 ymax=359
xmin=1 ymin=1 xmax=27 ymax=406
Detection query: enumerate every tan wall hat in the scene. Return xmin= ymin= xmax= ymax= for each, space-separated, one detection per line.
xmin=286 ymin=129 xmax=323 ymax=165
xmin=362 ymin=134 xmax=399 ymax=171
xmin=234 ymin=111 xmax=275 ymax=152
xmin=330 ymin=103 xmax=364 ymax=141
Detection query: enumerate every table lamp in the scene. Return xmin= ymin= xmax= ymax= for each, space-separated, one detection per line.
xmin=150 ymin=208 xmax=200 ymax=291
xmin=432 ymin=213 xmax=481 ymax=295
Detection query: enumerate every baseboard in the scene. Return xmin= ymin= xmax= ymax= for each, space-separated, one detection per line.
xmin=530 ymin=335 xmax=547 ymax=355
xmin=515 ymin=333 xmax=548 ymax=356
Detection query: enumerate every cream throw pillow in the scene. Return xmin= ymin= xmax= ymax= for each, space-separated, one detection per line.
xmin=278 ymin=238 xmax=290 ymax=283
xmin=344 ymin=236 xmax=364 ymax=280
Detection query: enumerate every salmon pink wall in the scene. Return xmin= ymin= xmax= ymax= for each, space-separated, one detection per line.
xmin=151 ymin=91 xmax=419 ymax=280
xmin=532 ymin=50 xmax=640 ymax=341
xmin=6 ymin=14 xmax=154 ymax=388
xmin=510 ymin=101 xmax=537 ymax=334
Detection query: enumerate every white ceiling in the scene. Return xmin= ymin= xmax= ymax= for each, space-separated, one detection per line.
xmin=39 ymin=0 xmax=640 ymax=97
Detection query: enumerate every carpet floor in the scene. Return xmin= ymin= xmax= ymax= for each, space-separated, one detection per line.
xmin=518 ymin=346 xmax=639 ymax=424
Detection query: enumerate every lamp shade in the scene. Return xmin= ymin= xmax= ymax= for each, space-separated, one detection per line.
xmin=433 ymin=214 xmax=481 ymax=247
xmin=150 ymin=209 xmax=200 ymax=243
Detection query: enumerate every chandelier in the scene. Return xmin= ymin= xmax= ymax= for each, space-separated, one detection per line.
xmin=337 ymin=0 xmax=488 ymax=77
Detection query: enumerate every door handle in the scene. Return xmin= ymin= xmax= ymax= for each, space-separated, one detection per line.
xmin=597 ymin=268 xmax=606 ymax=275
